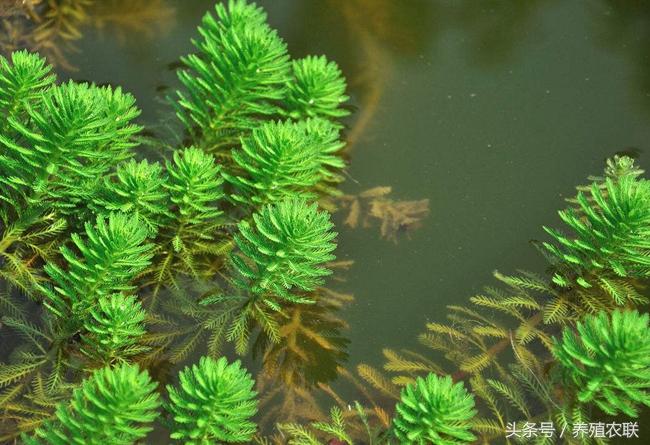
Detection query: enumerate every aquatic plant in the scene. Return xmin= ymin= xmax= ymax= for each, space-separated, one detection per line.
xmin=279 ymin=407 xmax=353 ymax=445
xmin=23 ymin=363 xmax=160 ymax=445
xmin=544 ymin=174 xmax=650 ymax=304
xmin=175 ymin=0 xmax=290 ymax=148
xmin=392 ymin=374 xmax=477 ymax=445
xmin=356 ymin=156 xmax=650 ymax=444
xmin=80 ymin=294 xmax=148 ymax=365
xmin=253 ymin=284 xmax=353 ymax=429
xmin=340 ymin=186 xmax=430 ymax=242
xmin=39 ymin=212 xmax=153 ymax=328
xmin=1 ymin=1 xmax=647 ymax=444
xmin=0 ymin=50 xmax=55 ymax=122
xmin=224 ymin=118 xmax=345 ymax=207
xmin=220 ymin=198 xmax=337 ymax=353
xmin=283 ymin=55 xmax=350 ymax=121
xmin=91 ymin=159 xmax=170 ymax=236
xmin=1 ymin=81 xmax=141 ymax=217
xmin=553 ymin=309 xmax=650 ymax=417
xmin=0 ymin=1 xmax=421 ymax=443
xmin=166 ymin=356 xmax=258 ymax=444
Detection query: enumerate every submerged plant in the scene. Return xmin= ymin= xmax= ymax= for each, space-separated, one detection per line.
xmin=553 ymin=309 xmax=650 ymax=417
xmin=544 ymin=174 xmax=650 ymax=304
xmin=91 ymin=158 xmax=170 ymax=236
xmin=39 ymin=212 xmax=153 ymax=328
xmin=224 ymin=118 xmax=345 ymax=207
xmin=166 ymin=356 xmax=258 ymax=444
xmin=80 ymin=294 xmax=148 ymax=365
xmin=220 ymin=198 xmax=337 ymax=353
xmin=392 ymin=374 xmax=477 ymax=445
xmin=1 ymin=80 xmax=141 ymax=220
xmin=175 ymin=0 xmax=290 ymax=148
xmin=23 ymin=363 xmax=160 ymax=445
xmin=0 ymin=50 xmax=55 ymax=124
xmin=232 ymin=198 xmax=337 ymax=301
xmin=278 ymin=406 xmax=353 ymax=445
xmin=283 ymin=55 xmax=350 ymax=121
xmin=354 ymin=156 xmax=650 ymax=444
xmin=138 ymin=146 xmax=227 ymax=307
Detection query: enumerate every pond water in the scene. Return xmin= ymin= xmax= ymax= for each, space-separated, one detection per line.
xmin=4 ymin=0 xmax=650 ymax=441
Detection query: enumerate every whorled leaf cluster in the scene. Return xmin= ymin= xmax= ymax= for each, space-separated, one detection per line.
xmin=0 ymin=1 xmax=356 ymax=443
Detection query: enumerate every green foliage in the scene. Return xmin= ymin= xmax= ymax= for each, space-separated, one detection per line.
xmin=0 ymin=0 xmax=356 ymax=440
xmin=544 ymin=174 xmax=650 ymax=303
xmin=0 ymin=209 xmax=67 ymax=292
xmin=603 ymin=154 xmax=644 ymax=181
xmin=80 ymin=294 xmax=148 ymax=365
xmin=221 ymin=199 xmax=336 ymax=352
xmin=553 ymin=309 xmax=650 ymax=416
xmin=166 ymin=356 xmax=258 ymax=444
xmin=0 ymin=309 xmax=72 ymax=414
xmin=24 ymin=363 xmax=160 ymax=445
xmin=39 ymin=212 xmax=153 ymax=327
xmin=224 ymin=118 xmax=345 ymax=207
xmin=92 ymin=158 xmax=170 ymax=236
xmin=0 ymin=50 xmax=55 ymax=121
xmin=283 ymin=55 xmax=350 ymax=121
xmin=0 ymin=80 xmax=141 ymax=219
xmin=164 ymin=147 xmax=224 ymax=236
xmin=140 ymin=147 xmax=226 ymax=300
xmin=175 ymin=0 xmax=290 ymax=148
xmin=392 ymin=374 xmax=477 ymax=445
xmin=232 ymin=198 xmax=336 ymax=298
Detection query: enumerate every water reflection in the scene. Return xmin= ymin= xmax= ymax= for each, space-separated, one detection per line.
xmin=0 ymin=0 xmax=174 ymax=70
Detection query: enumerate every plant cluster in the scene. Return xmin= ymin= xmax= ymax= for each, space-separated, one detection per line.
xmin=0 ymin=0 xmax=352 ymax=441
xmin=1 ymin=1 xmax=648 ymax=444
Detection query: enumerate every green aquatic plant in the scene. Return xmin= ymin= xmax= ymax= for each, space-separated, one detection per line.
xmin=0 ymin=50 xmax=55 ymax=124
xmin=91 ymin=158 xmax=170 ymax=236
xmin=356 ymin=157 xmax=650 ymax=444
xmin=0 ymin=307 xmax=73 ymax=439
xmin=544 ymin=174 xmax=650 ymax=304
xmin=80 ymin=294 xmax=148 ymax=365
xmin=139 ymin=147 xmax=227 ymax=305
xmin=39 ymin=212 xmax=153 ymax=327
xmin=0 ymin=0 xmax=357 ymax=441
xmin=232 ymin=198 xmax=337 ymax=299
xmin=220 ymin=198 xmax=337 ymax=353
xmin=166 ymin=356 xmax=258 ymax=444
xmin=224 ymin=119 xmax=345 ymax=207
xmin=392 ymin=374 xmax=477 ymax=445
xmin=23 ymin=363 xmax=160 ymax=445
xmin=163 ymin=147 xmax=225 ymax=250
xmin=175 ymin=0 xmax=290 ymax=148
xmin=7 ymin=1 xmax=650 ymax=444
xmin=284 ymin=55 xmax=350 ymax=121
xmin=553 ymin=309 xmax=650 ymax=417
xmin=0 ymin=80 xmax=141 ymax=220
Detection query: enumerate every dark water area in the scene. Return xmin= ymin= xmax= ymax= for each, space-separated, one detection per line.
xmin=3 ymin=0 xmax=650 ymax=442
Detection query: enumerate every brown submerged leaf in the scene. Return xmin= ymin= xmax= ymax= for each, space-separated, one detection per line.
xmin=340 ymin=186 xmax=429 ymax=242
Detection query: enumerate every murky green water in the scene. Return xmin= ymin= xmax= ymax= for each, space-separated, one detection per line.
xmin=5 ymin=0 xmax=650 ymax=441
xmin=59 ymin=0 xmax=650 ymax=370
